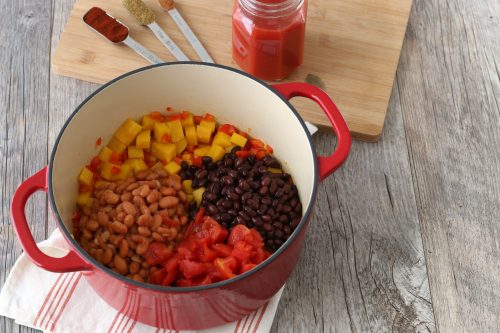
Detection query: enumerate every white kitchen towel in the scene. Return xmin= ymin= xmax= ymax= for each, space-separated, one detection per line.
xmin=0 ymin=230 xmax=283 ymax=333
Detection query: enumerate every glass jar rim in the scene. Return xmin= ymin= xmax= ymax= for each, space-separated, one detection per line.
xmin=239 ymin=0 xmax=304 ymax=18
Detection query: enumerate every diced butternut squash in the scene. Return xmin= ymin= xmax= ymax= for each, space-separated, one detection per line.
xmin=196 ymin=125 xmax=213 ymax=144
xmin=182 ymin=180 xmax=193 ymax=194
xmin=194 ymin=145 xmax=211 ymax=157
xmin=181 ymin=113 xmax=194 ymax=127
xmin=213 ymin=132 xmax=232 ymax=148
xmin=167 ymin=119 xmax=184 ymax=143
xmin=115 ymin=164 xmax=132 ymax=180
xmin=192 ymin=187 xmax=206 ymax=206
xmin=151 ymin=141 xmax=176 ymax=162
xmin=230 ymin=132 xmax=248 ymax=147
xmin=208 ymin=144 xmax=226 ymax=162
xmin=136 ymin=130 xmax=151 ymax=149
xmin=114 ymin=119 xmax=142 ymax=145
xmin=141 ymin=115 xmax=157 ymax=130
xmin=154 ymin=122 xmax=171 ymax=143
xmin=99 ymin=146 xmax=113 ymax=162
xmin=100 ymin=162 xmax=122 ymax=181
xmin=124 ymin=158 xmax=148 ymax=173
xmin=187 ymin=194 xmax=194 ymax=203
xmin=127 ymin=146 xmax=144 ymax=159
xmin=267 ymin=167 xmax=283 ymax=174
xmin=78 ymin=167 xmax=94 ymax=186
xmin=200 ymin=120 xmax=216 ymax=132
xmin=107 ymin=136 xmax=127 ymax=153
xmin=76 ymin=192 xmax=92 ymax=207
xmin=174 ymin=138 xmax=187 ymax=154
xmin=185 ymin=125 xmax=198 ymax=146
xmin=164 ymin=161 xmax=181 ymax=175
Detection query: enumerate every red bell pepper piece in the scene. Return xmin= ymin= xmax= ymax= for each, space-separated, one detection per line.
xmin=218 ymin=124 xmax=237 ymax=135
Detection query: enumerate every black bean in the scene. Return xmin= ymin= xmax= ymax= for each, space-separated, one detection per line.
xmin=214 ymin=213 xmax=223 ymax=222
xmin=195 ymin=169 xmax=208 ymax=179
xmin=262 ymin=214 xmax=272 ymax=222
xmin=283 ymin=225 xmax=291 ymax=235
xmin=228 ymin=209 xmax=238 ymax=217
xmin=235 ymin=186 xmax=244 ymax=195
xmin=263 ymin=223 xmax=272 ymax=231
xmin=295 ymin=202 xmax=302 ymax=214
xmin=231 ymin=146 xmax=241 ymax=154
xmin=290 ymin=218 xmax=300 ymax=228
xmin=233 ymin=201 xmax=241 ymax=210
xmin=242 ymin=192 xmax=252 ymax=202
xmin=261 ymin=197 xmax=272 ymax=205
xmin=259 ymin=186 xmax=269 ymax=195
xmin=252 ymin=217 xmax=264 ymax=227
xmin=281 ymin=205 xmax=292 ymax=213
xmin=202 ymin=156 xmax=213 ymax=165
xmin=224 ymin=158 xmax=233 ymax=167
xmin=238 ymin=210 xmax=250 ymax=221
xmin=274 ymin=239 xmax=283 ymax=246
xmin=257 ymin=205 xmax=268 ymax=215
xmin=222 ymin=200 xmax=233 ymax=209
xmin=244 ymin=206 xmax=257 ymax=217
xmin=275 ymin=230 xmax=284 ymax=239
xmin=221 ymin=213 xmax=232 ymax=222
xmin=279 ymin=214 xmax=288 ymax=223
xmin=208 ymin=204 xmax=219 ymax=215
xmin=222 ymin=175 xmax=234 ymax=186
xmin=235 ymin=216 xmax=246 ymax=225
xmin=181 ymin=161 xmax=189 ymax=170
xmin=266 ymin=239 xmax=274 ymax=248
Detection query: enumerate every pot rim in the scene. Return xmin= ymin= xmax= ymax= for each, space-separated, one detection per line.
xmin=48 ymin=61 xmax=319 ymax=292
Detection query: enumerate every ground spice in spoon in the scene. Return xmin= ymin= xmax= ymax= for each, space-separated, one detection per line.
xmin=122 ymin=0 xmax=155 ymax=25
xmin=83 ymin=7 xmax=129 ymax=43
xmin=158 ymin=0 xmax=175 ymax=11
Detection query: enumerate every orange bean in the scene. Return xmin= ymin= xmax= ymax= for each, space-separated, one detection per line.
xmin=129 ymin=261 xmax=140 ymax=274
xmin=159 ymin=196 xmax=179 ymax=209
xmin=86 ymin=219 xmax=99 ymax=231
xmin=137 ymin=214 xmax=153 ymax=227
xmin=122 ymin=201 xmax=137 ymax=216
xmin=136 ymin=241 xmax=149 ymax=255
xmin=114 ymin=255 xmax=128 ymax=274
xmin=103 ymin=190 xmax=119 ymax=205
xmin=97 ymin=211 xmax=109 ymax=226
xmin=119 ymin=239 xmax=129 ymax=258
xmin=102 ymin=248 xmax=113 ymax=264
xmin=124 ymin=214 xmax=135 ymax=227
xmin=138 ymin=226 xmax=151 ymax=237
xmin=111 ymin=221 xmax=128 ymax=234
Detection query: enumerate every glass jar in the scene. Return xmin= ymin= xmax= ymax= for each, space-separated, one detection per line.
xmin=232 ymin=0 xmax=307 ymax=81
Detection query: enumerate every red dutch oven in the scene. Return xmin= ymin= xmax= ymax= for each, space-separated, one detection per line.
xmin=11 ymin=63 xmax=350 ymax=330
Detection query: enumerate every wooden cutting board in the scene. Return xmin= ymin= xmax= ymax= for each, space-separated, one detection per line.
xmin=52 ymin=0 xmax=412 ymax=142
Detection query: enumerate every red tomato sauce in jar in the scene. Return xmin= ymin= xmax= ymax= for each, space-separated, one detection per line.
xmin=232 ymin=0 xmax=307 ymax=81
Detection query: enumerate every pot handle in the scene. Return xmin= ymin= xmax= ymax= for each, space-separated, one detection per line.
xmin=10 ymin=167 xmax=92 ymax=272
xmin=272 ymin=82 xmax=351 ymax=181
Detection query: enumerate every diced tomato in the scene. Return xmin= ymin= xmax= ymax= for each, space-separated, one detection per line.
xmin=212 ymin=243 xmax=232 ymax=257
xmin=180 ymin=260 xmax=209 ymax=278
xmin=185 ymin=145 xmax=195 ymax=153
xmin=235 ymin=150 xmax=250 ymax=158
xmin=168 ymin=114 xmax=182 ymax=121
xmin=176 ymin=279 xmax=194 ymax=287
xmin=150 ymin=268 xmax=167 ymax=285
xmin=256 ymin=150 xmax=266 ymax=160
xmin=95 ymin=137 xmax=102 ymax=146
xmin=264 ymin=144 xmax=273 ymax=154
xmin=174 ymin=156 xmax=183 ymax=165
xmin=228 ymin=224 xmax=250 ymax=246
xmin=238 ymin=131 xmax=248 ymax=138
xmin=196 ymin=243 xmax=217 ymax=263
xmin=249 ymin=139 xmax=265 ymax=149
xmin=166 ymin=106 xmax=173 ymax=112
xmin=195 ymin=207 xmax=206 ymax=225
xmin=88 ymin=156 xmax=101 ymax=172
xmin=150 ymin=111 xmax=165 ymax=121
xmin=110 ymin=166 xmax=121 ymax=175
xmin=218 ymin=124 xmax=237 ymax=135
xmin=164 ymin=255 xmax=180 ymax=273
xmin=144 ymin=242 xmax=173 ymax=266
xmin=252 ymin=248 xmax=270 ymax=264
xmin=246 ymin=229 xmax=264 ymax=248
xmin=163 ymin=217 xmax=181 ymax=228
xmin=192 ymin=156 xmax=203 ymax=167
xmin=193 ymin=115 xmax=203 ymax=124
xmin=204 ymin=113 xmax=215 ymax=121
xmin=181 ymin=111 xmax=190 ymax=119
xmin=232 ymin=241 xmax=253 ymax=261
xmin=161 ymin=270 xmax=177 ymax=286
xmin=110 ymin=152 xmax=122 ymax=164
xmin=161 ymin=133 xmax=171 ymax=143
xmin=201 ymin=216 xmax=228 ymax=244
xmin=200 ymin=275 xmax=213 ymax=285
xmin=214 ymin=257 xmax=237 ymax=279
xmin=240 ymin=263 xmax=257 ymax=274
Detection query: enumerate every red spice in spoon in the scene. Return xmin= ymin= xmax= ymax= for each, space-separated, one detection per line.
xmin=83 ymin=7 xmax=129 ymax=43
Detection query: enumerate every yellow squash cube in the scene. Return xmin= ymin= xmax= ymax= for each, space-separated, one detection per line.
xmin=230 ymin=133 xmax=248 ymax=147
xmin=136 ymin=130 xmax=151 ymax=149
xmin=175 ymin=138 xmax=187 ymax=154
xmin=267 ymin=167 xmax=283 ymax=174
xmin=196 ymin=125 xmax=213 ymax=144
xmin=192 ymin=187 xmax=206 ymax=206
xmin=167 ymin=119 xmax=185 ymax=143
xmin=99 ymin=146 xmax=113 ymax=162
xmin=127 ymin=146 xmax=144 ymax=159
xmin=180 ymin=113 xmax=194 ymax=127
xmin=154 ymin=122 xmax=171 ymax=143
xmin=185 ymin=125 xmax=198 ymax=146
xmin=194 ymin=145 xmax=211 ymax=157
xmin=208 ymin=144 xmax=226 ymax=162
xmin=107 ymin=136 xmax=127 ymax=153
xmin=151 ymin=141 xmax=176 ymax=162
xmin=200 ymin=120 xmax=216 ymax=132
xmin=187 ymin=194 xmax=194 ymax=203
xmin=116 ymin=164 xmax=132 ymax=180
xmin=76 ymin=192 xmax=92 ymax=207
xmin=182 ymin=180 xmax=193 ymax=194
xmin=164 ymin=161 xmax=181 ymax=175
xmin=213 ymin=132 xmax=232 ymax=148
xmin=78 ymin=167 xmax=94 ymax=186
xmin=141 ymin=115 xmax=157 ymax=130
xmin=114 ymin=119 xmax=142 ymax=145
xmin=100 ymin=162 xmax=121 ymax=181
xmin=124 ymin=159 xmax=148 ymax=173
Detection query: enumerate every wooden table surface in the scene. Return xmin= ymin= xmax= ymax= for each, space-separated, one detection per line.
xmin=1 ymin=0 xmax=499 ymax=332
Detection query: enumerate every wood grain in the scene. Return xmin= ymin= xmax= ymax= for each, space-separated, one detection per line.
xmin=50 ymin=0 xmax=413 ymax=142
xmin=2 ymin=0 xmax=500 ymax=332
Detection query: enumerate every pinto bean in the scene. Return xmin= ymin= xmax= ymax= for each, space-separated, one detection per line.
xmin=111 ymin=221 xmax=127 ymax=234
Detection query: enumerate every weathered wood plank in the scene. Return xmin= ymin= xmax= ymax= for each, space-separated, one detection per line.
xmin=0 ymin=0 xmax=54 ymax=332
xmin=397 ymin=0 xmax=500 ymax=331
xmin=271 ymin=82 xmax=435 ymax=332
